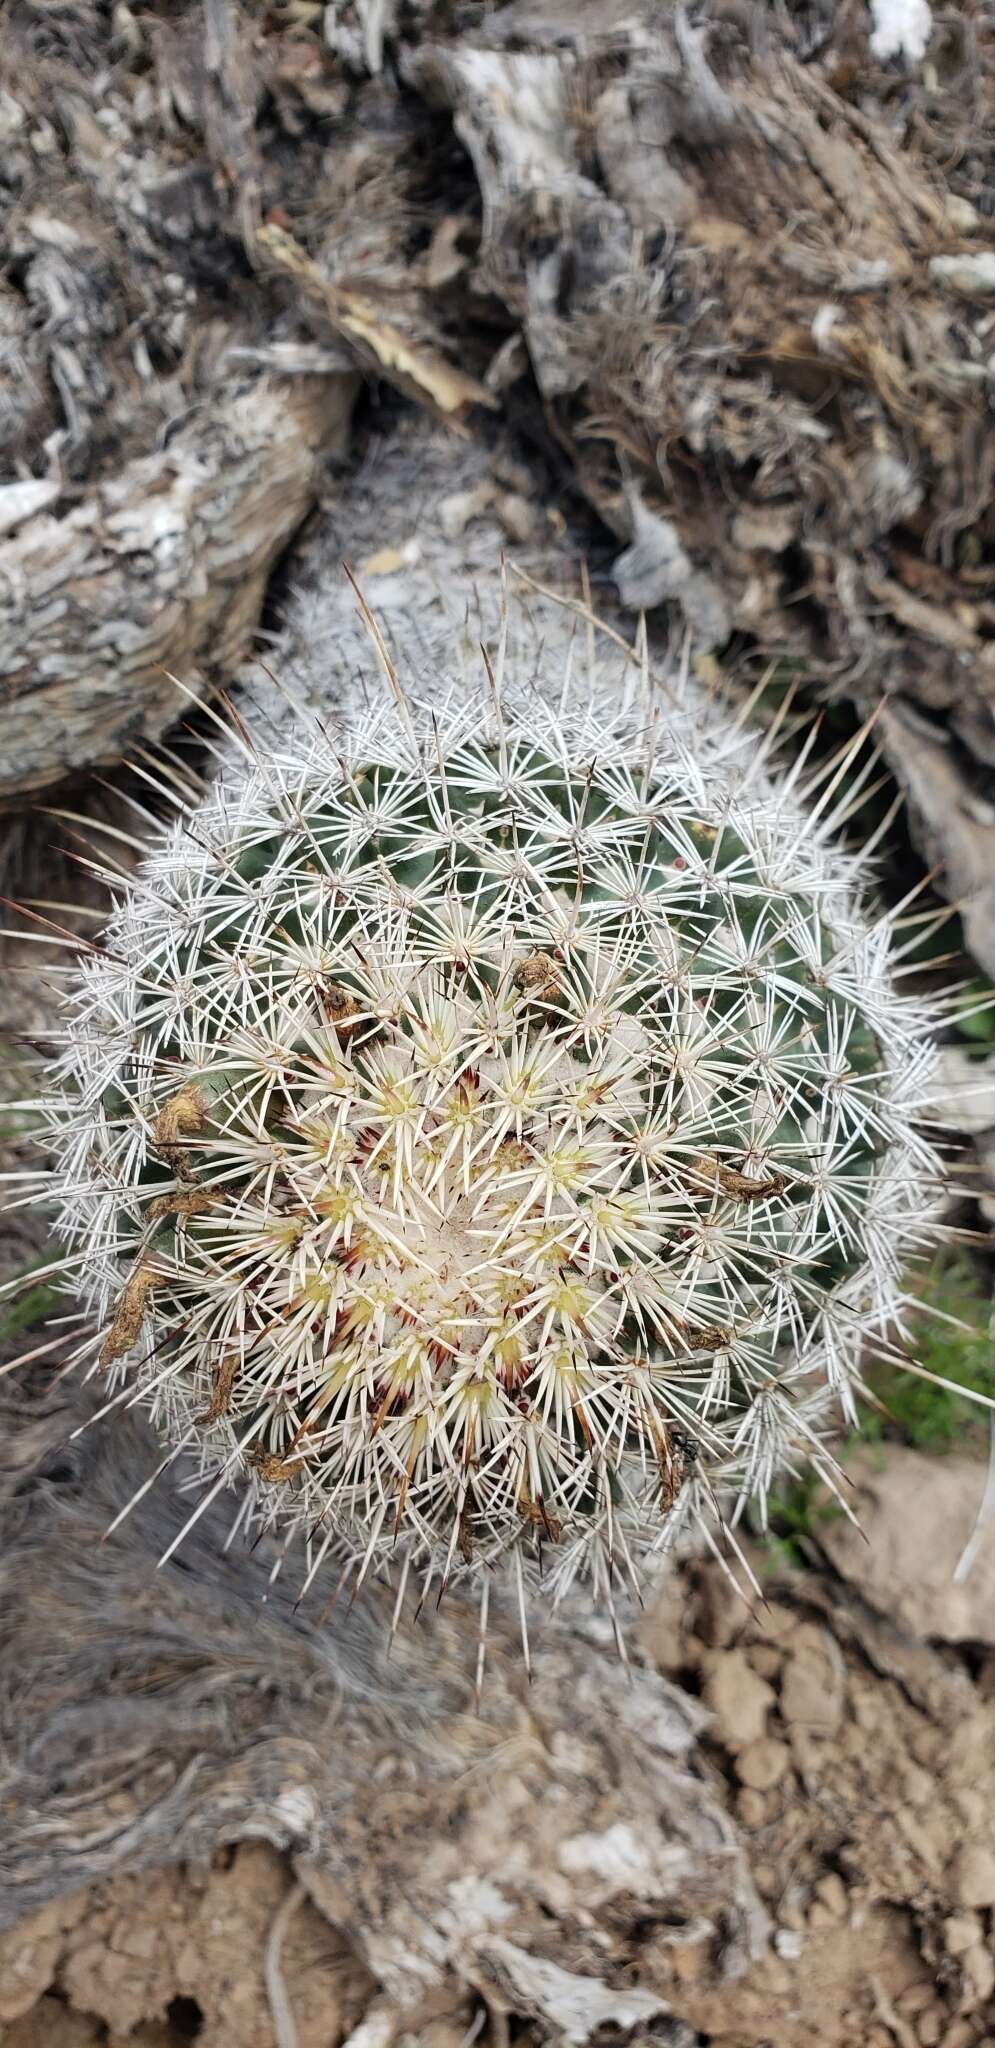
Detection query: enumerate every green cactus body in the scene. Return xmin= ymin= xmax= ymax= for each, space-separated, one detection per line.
xmin=33 ymin=634 xmax=940 ymax=1627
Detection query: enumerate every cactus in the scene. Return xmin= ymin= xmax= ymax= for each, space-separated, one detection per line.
xmin=22 ymin=601 xmax=943 ymax=1648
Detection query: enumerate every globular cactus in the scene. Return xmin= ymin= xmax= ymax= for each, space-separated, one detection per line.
xmin=25 ymin=602 xmax=942 ymax=1652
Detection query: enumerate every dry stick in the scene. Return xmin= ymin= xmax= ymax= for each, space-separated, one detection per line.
xmin=263 ymin=1880 xmax=306 ymax=2048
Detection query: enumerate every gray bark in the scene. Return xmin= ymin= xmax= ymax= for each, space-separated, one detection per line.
xmin=3 ymin=0 xmax=995 ymax=959
xmin=0 ymin=370 xmax=356 ymax=796
xmin=0 ymin=1372 xmax=765 ymax=2040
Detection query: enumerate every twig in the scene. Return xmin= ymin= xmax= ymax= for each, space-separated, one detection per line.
xmin=339 ymin=1995 xmax=402 ymax=2048
xmin=264 ymin=1878 xmax=306 ymax=2048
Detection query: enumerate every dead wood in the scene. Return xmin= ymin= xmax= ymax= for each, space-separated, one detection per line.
xmin=0 ymin=370 xmax=356 ymax=796
xmin=403 ymin=2 xmax=995 ymax=967
xmin=3 ymin=0 xmax=995 ymax=958
xmin=0 ymin=0 xmax=487 ymax=799
xmin=0 ymin=1368 xmax=765 ymax=2039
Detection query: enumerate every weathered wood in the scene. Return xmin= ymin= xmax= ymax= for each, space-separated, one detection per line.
xmin=0 ymin=1373 xmax=765 ymax=2037
xmin=405 ymin=3 xmax=995 ymax=965
xmin=4 ymin=0 xmax=995 ymax=958
xmin=0 ymin=370 xmax=356 ymax=797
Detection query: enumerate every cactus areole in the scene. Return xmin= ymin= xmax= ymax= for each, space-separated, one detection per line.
xmin=39 ymin=622 xmax=939 ymax=1636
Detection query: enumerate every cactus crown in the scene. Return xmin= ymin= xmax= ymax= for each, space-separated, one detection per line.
xmin=32 ymin=613 xmax=941 ymax=1642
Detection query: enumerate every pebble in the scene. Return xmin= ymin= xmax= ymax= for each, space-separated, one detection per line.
xmin=735 ymin=1738 xmax=791 ymax=1791
xmin=813 ymin=1872 xmax=848 ymax=1918
xmin=939 ymin=2023 xmax=974 ymax=2048
xmin=951 ymin=1843 xmax=995 ymax=1910
xmin=670 ymin=1942 xmax=709 ymax=1986
xmin=961 ymin=1943 xmax=995 ymax=2003
xmin=943 ymin=1913 xmax=981 ymax=1957
xmin=897 ymin=1984 xmax=935 ymax=2017
xmin=952 ymin=1788 xmax=987 ymax=1830
xmin=736 ymin=1788 xmax=768 ymax=1829
xmin=774 ymin=1927 xmax=803 ymax=1962
xmin=779 ymin=1625 xmax=843 ymax=1735
xmin=807 ymin=1901 xmax=838 ymax=1931
xmin=748 ymin=1645 xmax=783 ymax=1681
xmin=901 ymin=1762 xmax=935 ymax=1809
xmin=699 ymin=1572 xmax=751 ymax=1649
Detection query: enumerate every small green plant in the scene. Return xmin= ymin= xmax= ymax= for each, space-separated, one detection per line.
xmin=761 ymin=1466 xmax=846 ymax=1570
xmin=868 ymin=1253 xmax=995 ymax=1454
xmin=759 ymin=1252 xmax=994 ymax=1570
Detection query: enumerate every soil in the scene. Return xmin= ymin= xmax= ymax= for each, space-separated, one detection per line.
xmin=4 ymin=1501 xmax=995 ymax=2048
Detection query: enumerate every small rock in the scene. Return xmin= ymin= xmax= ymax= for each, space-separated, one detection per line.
xmin=901 ymin=1762 xmax=934 ymax=1809
xmin=774 ymin=1926 xmax=803 ymax=1962
xmin=944 ymin=195 xmax=980 ymax=233
xmin=698 ymin=1568 xmax=750 ymax=1649
xmin=820 ymin=1448 xmax=995 ymax=1648
xmin=703 ymin=1649 xmax=775 ymax=1750
xmin=748 ymin=1646 xmax=783 ymax=1681
xmin=807 ymin=1902 xmax=838 ymax=1930
xmin=952 ymin=1788 xmax=986 ymax=1830
xmin=961 ymin=1942 xmax=995 ymax=2003
xmin=897 ymin=1983 xmax=935 ymax=2017
xmin=779 ymin=1625 xmax=843 ymax=1735
xmin=670 ymin=1941 xmax=709 ymax=1986
xmin=813 ymin=1872 xmax=848 ymax=1919
xmin=916 ymin=2016 xmax=942 ymax=2048
xmin=495 ymin=491 xmax=537 ymax=543
xmin=736 ymin=1738 xmax=791 ymax=1791
xmin=951 ymin=1844 xmax=995 ymax=1910
xmin=736 ymin=1788 xmax=767 ymax=1828
xmin=641 ymin=1577 xmax=690 ymax=1676
xmin=943 ymin=1913 xmax=980 ymax=1956
xmin=0 ymin=478 xmax=62 ymax=536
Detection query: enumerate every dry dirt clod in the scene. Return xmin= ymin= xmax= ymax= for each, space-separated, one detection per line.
xmin=959 ymin=1943 xmax=995 ymax=2003
xmin=942 ymin=1914 xmax=981 ymax=1957
xmin=949 ymin=1844 xmax=995 ymax=1911
xmin=737 ymin=1788 xmax=768 ymax=1829
xmin=779 ymin=1625 xmax=844 ymax=1737
xmin=813 ymin=1873 xmax=849 ymax=1919
xmin=818 ymin=1448 xmax=995 ymax=1648
xmin=702 ymin=1648 xmax=776 ymax=1750
xmin=735 ymin=1737 xmax=792 ymax=1792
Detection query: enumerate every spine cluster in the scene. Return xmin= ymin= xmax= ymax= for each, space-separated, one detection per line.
xmin=29 ymin=614 xmax=942 ymax=1640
